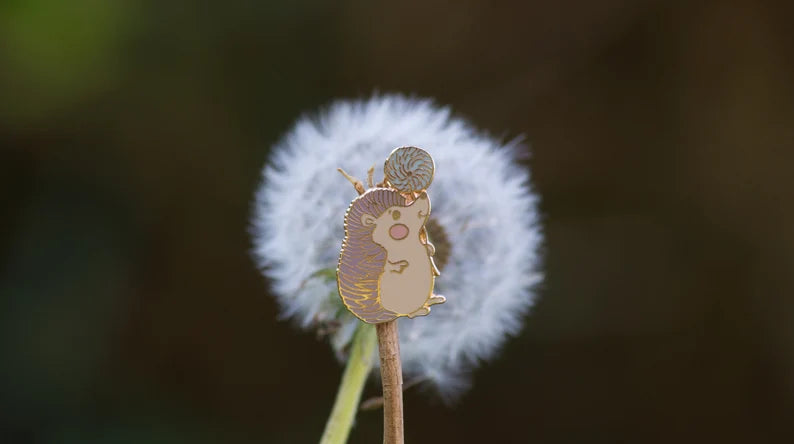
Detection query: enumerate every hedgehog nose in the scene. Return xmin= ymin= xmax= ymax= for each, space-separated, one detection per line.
xmin=389 ymin=223 xmax=409 ymax=240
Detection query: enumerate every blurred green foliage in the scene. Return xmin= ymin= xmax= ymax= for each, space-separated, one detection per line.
xmin=0 ymin=0 xmax=134 ymax=123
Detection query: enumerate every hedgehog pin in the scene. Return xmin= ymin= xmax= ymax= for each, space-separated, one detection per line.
xmin=337 ymin=146 xmax=446 ymax=324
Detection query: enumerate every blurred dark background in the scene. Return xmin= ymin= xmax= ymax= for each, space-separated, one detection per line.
xmin=2 ymin=0 xmax=794 ymax=442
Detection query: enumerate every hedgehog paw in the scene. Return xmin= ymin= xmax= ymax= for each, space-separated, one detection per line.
xmin=428 ymin=294 xmax=446 ymax=306
xmin=407 ymin=307 xmax=430 ymax=318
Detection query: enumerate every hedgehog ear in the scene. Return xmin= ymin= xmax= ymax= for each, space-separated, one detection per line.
xmin=361 ymin=214 xmax=377 ymax=227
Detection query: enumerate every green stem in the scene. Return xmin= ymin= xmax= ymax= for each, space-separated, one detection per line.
xmin=319 ymin=323 xmax=377 ymax=444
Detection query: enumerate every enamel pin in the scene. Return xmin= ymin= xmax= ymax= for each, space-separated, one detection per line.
xmin=337 ymin=146 xmax=446 ymax=324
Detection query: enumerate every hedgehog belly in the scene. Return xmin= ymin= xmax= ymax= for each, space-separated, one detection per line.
xmin=379 ymin=256 xmax=434 ymax=315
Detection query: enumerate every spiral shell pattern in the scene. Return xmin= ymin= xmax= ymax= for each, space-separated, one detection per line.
xmin=384 ymin=146 xmax=434 ymax=193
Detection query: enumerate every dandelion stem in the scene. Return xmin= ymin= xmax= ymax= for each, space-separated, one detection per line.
xmin=376 ymin=320 xmax=404 ymax=444
xmin=319 ymin=323 xmax=377 ymax=444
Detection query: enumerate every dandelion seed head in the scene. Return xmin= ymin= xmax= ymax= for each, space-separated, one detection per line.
xmin=251 ymin=94 xmax=543 ymax=397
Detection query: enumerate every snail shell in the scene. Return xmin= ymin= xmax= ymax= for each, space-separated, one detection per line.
xmin=383 ymin=146 xmax=434 ymax=193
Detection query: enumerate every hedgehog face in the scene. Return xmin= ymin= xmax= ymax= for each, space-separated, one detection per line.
xmin=361 ymin=192 xmax=430 ymax=251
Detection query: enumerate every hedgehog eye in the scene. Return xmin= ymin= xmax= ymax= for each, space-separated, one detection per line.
xmin=391 ymin=210 xmax=401 ymax=220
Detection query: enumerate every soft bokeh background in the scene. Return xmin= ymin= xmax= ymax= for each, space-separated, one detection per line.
xmin=2 ymin=0 xmax=794 ymax=442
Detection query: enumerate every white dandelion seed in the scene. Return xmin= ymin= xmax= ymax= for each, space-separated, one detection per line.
xmin=251 ymin=94 xmax=543 ymax=398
